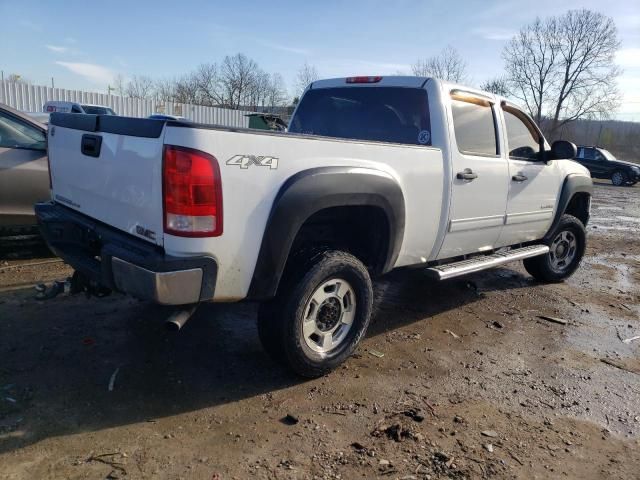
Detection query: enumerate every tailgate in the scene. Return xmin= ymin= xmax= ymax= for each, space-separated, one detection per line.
xmin=48 ymin=113 xmax=165 ymax=246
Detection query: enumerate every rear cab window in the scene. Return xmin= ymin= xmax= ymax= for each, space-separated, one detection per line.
xmin=289 ymin=87 xmax=431 ymax=146
xmin=449 ymin=91 xmax=499 ymax=157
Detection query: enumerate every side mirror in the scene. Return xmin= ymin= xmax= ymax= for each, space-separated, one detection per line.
xmin=550 ymin=140 xmax=577 ymax=160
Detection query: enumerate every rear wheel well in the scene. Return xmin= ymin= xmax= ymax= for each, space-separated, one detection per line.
xmin=287 ymin=206 xmax=390 ymax=276
xmin=565 ymin=192 xmax=590 ymax=226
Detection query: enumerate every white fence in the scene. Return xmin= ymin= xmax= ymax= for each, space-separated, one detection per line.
xmin=0 ymin=80 xmax=250 ymax=128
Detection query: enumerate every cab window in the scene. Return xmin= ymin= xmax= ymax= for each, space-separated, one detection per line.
xmin=0 ymin=111 xmax=46 ymax=150
xmin=502 ymin=106 xmax=541 ymax=161
xmin=583 ymin=148 xmax=596 ymax=160
xmin=289 ymin=87 xmax=431 ymax=146
xmin=71 ymin=105 xmax=83 ymax=113
xmin=450 ymin=93 xmax=498 ymax=157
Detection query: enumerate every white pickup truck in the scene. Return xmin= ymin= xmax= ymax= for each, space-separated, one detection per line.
xmin=36 ymin=76 xmax=592 ymax=377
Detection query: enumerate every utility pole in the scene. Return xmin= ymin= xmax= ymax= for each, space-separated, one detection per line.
xmin=51 ymin=77 xmax=54 ymax=88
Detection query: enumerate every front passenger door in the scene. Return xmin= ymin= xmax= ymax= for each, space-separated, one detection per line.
xmin=497 ymin=104 xmax=563 ymax=246
xmin=437 ymin=91 xmax=510 ymax=259
xmin=0 ymin=111 xmax=49 ymax=226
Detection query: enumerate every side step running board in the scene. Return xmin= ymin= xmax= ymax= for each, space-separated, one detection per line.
xmin=426 ymin=245 xmax=549 ymax=280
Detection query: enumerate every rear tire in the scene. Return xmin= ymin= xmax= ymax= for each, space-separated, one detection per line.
xmin=611 ymin=170 xmax=627 ymax=186
xmin=523 ymin=214 xmax=586 ymax=283
xmin=257 ymin=250 xmax=373 ymax=378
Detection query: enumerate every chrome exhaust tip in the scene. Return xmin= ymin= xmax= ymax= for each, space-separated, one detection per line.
xmin=165 ymin=305 xmax=198 ymax=332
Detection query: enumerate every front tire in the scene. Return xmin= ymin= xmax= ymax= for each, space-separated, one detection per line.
xmin=257 ymin=250 xmax=373 ymax=378
xmin=523 ymin=214 xmax=586 ymax=282
xmin=611 ymin=170 xmax=627 ymax=186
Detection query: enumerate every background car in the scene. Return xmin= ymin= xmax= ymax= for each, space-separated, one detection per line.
xmin=0 ymin=103 xmax=49 ymax=235
xmin=245 ymin=112 xmax=287 ymax=131
xmin=574 ymin=145 xmax=640 ymax=186
xmin=43 ymin=101 xmax=117 ymax=115
xmin=25 ymin=112 xmax=51 ymax=124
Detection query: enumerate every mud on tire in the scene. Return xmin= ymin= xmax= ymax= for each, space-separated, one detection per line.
xmin=257 ymin=250 xmax=373 ymax=378
xmin=523 ymin=214 xmax=586 ymax=283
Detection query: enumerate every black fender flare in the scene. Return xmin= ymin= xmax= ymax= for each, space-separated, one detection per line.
xmin=247 ymin=167 xmax=405 ymax=300
xmin=544 ymin=174 xmax=593 ymax=241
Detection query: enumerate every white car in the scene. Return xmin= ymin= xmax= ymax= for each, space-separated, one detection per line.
xmin=37 ymin=76 xmax=592 ymax=377
xmin=43 ymin=101 xmax=116 ymax=115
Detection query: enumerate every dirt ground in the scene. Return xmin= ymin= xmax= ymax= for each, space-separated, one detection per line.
xmin=0 ymin=181 xmax=638 ymax=480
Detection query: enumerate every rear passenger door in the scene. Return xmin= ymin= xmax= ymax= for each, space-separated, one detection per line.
xmin=437 ymin=91 xmax=509 ymax=259
xmin=497 ymin=104 xmax=562 ymax=246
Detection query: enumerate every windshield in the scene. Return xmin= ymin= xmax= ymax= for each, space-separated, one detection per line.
xmin=289 ymin=87 xmax=431 ymax=146
xmin=599 ymin=148 xmax=616 ymax=161
xmin=81 ymin=105 xmax=117 ymax=115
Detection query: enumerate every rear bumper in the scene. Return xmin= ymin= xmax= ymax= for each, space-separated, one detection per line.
xmin=35 ymin=202 xmax=217 ymax=305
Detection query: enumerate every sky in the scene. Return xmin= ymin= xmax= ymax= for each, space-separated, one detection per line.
xmin=1 ymin=0 xmax=639 ymax=120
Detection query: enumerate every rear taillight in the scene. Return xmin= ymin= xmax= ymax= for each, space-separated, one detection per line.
xmin=163 ymin=145 xmax=223 ymax=237
xmin=346 ymin=76 xmax=383 ymax=84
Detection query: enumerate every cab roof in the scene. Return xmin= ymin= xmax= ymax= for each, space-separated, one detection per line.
xmin=311 ymin=76 xmax=430 ymax=89
xmin=309 ymin=76 xmax=503 ymax=103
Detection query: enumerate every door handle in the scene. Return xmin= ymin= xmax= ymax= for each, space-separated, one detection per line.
xmin=512 ymin=174 xmax=528 ymax=182
xmin=456 ymin=168 xmax=478 ymax=181
xmin=81 ymin=134 xmax=102 ymax=158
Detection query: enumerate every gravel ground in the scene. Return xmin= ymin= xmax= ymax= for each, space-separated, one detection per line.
xmin=0 ymin=181 xmax=638 ymax=480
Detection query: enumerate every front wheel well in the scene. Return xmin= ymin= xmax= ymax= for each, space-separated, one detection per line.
xmin=564 ymin=192 xmax=590 ymax=226
xmin=288 ymin=206 xmax=391 ymax=276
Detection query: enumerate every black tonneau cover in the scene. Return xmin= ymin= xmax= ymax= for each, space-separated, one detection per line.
xmin=49 ymin=112 xmax=170 ymax=138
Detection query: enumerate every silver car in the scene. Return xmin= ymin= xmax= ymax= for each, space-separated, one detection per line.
xmin=0 ymin=103 xmax=49 ymax=234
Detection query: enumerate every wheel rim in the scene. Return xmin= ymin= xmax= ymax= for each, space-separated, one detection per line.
xmin=302 ymin=278 xmax=356 ymax=354
xmin=549 ymin=230 xmax=577 ymax=271
xmin=612 ymin=172 xmax=623 ymax=185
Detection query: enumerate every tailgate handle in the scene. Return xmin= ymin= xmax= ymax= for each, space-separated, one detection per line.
xmin=81 ymin=134 xmax=102 ymax=158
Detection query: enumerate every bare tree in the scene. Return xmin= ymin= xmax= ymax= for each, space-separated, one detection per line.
xmin=503 ymin=17 xmax=560 ymax=125
xmin=92 ymin=53 xmax=288 ymax=111
xmin=265 ymin=73 xmax=288 ymax=109
xmin=248 ymin=70 xmax=270 ymax=110
xmin=173 ymin=73 xmax=200 ymax=104
xmin=154 ymin=78 xmax=176 ymax=102
xmin=503 ymin=9 xmax=621 ymax=134
xmin=412 ymin=46 xmax=467 ymax=82
xmin=220 ymin=53 xmax=258 ymax=109
xmin=112 ymin=74 xmax=126 ymax=96
xmin=125 ymin=75 xmax=154 ymax=99
xmin=480 ymin=77 xmax=509 ymax=96
xmin=194 ymin=63 xmax=223 ymax=106
xmin=295 ymin=62 xmax=319 ymax=97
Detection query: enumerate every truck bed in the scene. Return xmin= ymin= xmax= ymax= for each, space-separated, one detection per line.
xmin=47 ymin=114 xmax=446 ymax=300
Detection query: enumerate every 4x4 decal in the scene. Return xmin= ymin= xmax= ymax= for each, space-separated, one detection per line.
xmin=226 ymin=155 xmax=279 ymax=170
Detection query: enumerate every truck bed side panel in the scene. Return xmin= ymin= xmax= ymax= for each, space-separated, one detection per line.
xmin=162 ymin=127 xmax=445 ymax=300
